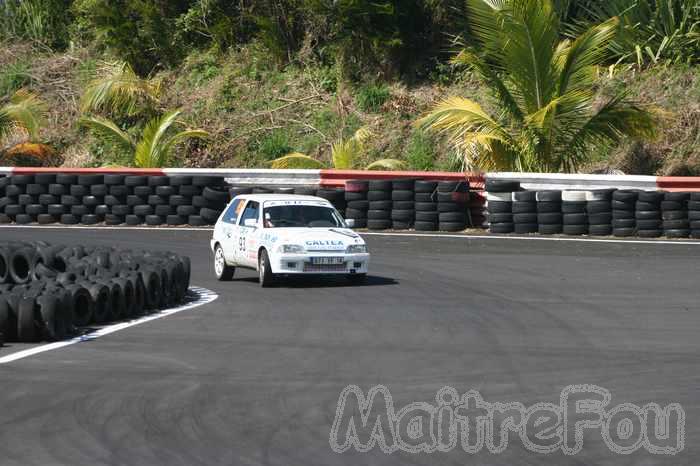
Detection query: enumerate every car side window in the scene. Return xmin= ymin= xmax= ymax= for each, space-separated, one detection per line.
xmin=223 ymin=199 xmax=243 ymax=224
xmin=239 ymin=201 xmax=259 ymax=226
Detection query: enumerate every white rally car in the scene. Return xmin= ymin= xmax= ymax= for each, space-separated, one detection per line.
xmin=210 ymin=194 xmax=370 ymax=286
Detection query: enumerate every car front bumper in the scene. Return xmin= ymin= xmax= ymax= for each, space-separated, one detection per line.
xmin=272 ymin=253 xmax=370 ymax=274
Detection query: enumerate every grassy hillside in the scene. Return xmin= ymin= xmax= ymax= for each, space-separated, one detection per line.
xmin=1 ymin=40 xmax=699 ymax=175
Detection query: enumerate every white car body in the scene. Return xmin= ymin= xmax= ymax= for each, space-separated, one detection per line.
xmin=210 ymin=194 xmax=370 ymax=284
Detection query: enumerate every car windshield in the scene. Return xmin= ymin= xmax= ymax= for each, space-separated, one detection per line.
xmin=263 ymin=204 xmax=345 ymax=228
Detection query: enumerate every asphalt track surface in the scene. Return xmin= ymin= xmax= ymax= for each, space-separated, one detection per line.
xmin=0 ymin=227 xmax=698 ymax=466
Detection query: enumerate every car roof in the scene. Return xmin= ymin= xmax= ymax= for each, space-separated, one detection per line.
xmin=231 ymin=194 xmax=332 ymax=203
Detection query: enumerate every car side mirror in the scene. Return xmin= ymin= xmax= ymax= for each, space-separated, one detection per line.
xmin=243 ymin=218 xmax=258 ymax=228
xmin=345 ymin=219 xmax=356 ymax=228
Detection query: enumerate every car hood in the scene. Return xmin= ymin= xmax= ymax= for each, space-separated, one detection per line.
xmin=265 ymin=228 xmax=364 ymax=250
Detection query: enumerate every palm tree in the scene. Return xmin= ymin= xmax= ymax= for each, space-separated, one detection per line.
xmin=0 ymin=89 xmax=46 ymax=143
xmin=81 ymin=61 xmax=161 ymax=117
xmin=418 ymin=0 xmax=657 ymax=173
xmin=80 ymin=110 xmax=208 ymax=168
xmin=270 ymin=127 xmax=407 ymax=170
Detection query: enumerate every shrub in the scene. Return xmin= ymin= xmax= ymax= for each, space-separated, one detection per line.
xmin=405 ymin=130 xmax=436 ymax=171
xmin=355 ymin=84 xmax=391 ymax=113
xmin=0 ymin=61 xmax=31 ymax=97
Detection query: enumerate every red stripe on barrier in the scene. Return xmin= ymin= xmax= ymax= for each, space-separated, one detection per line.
xmin=320 ymin=169 xmax=485 ymax=189
xmin=11 ymin=167 xmax=166 ymax=175
xmin=656 ymin=176 xmax=700 ymax=192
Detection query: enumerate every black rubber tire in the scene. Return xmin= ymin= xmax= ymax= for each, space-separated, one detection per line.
xmin=662 ymin=210 xmax=688 ymax=220
xmin=148 ymin=195 xmax=167 ymax=206
xmin=367 ymin=209 xmax=391 ymax=220
xmin=71 ymin=205 xmax=90 ymax=216
xmin=111 ymin=205 xmax=131 ymax=216
xmin=169 ymin=195 xmax=192 ymax=206
xmin=345 ymin=180 xmax=369 ymax=192
xmin=18 ymin=194 xmax=35 ymax=205
xmin=17 ymin=296 xmax=39 ymax=343
xmin=391 ymin=190 xmax=414 ymax=202
xmin=613 ymin=228 xmax=636 ymax=237
xmin=664 ymin=229 xmax=690 ymax=238
xmin=203 ymin=187 xmax=229 ymax=203
xmin=613 ymin=219 xmax=636 ymax=228
xmin=105 ymin=214 xmax=125 ymax=225
xmin=26 ymin=184 xmax=47 ymax=195
xmin=392 ymin=201 xmax=414 ymax=210
xmin=513 ymin=213 xmax=537 ymax=224
xmin=179 ymin=185 xmax=201 ymax=197
xmin=95 ymin=205 xmax=110 ymax=216
xmin=369 ymin=200 xmax=393 ymax=210
xmin=414 ymin=221 xmax=437 ymax=231
xmin=125 ymin=175 xmax=147 ymax=187
xmin=367 ymin=190 xmax=391 ymax=201
xmin=391 ymin=210 xmax=414 ymax=222
xmin=611 ymin=200 xmax=635 ymax=210
xmin=60 ymin=214 xmax=79 ymax=225
xmin=563 ymin=224 xmax=588 ymax=236
xmin=15 ymin=214 xmax=34 ymax=224
xmin=200 ymin=208 xmax=221 ymax=223
xmin=638 ymin=191 xmax=664 ymax=203
xmin=126 ymin=195 xmax=145 ymax=206
xmin=188 ymin=215 xmax=206 ymax=226
xmin=637 ymin=229 xmax=662 ymax=238
xmin=345 ymin=208 xmax=367 ymax=219
xmin=81 ymin=214 xmax=100 ymax=225
xmin=38 ymin=194 xmax=58 ymax=205
xmin=167 ymin=215 xmax=187 ymax=226
xmin=37 ymin=295 xmax=67 ymax=341
xmin=490 ymin=223 xmax=514 ymax=233
xmin=635 ymin=210 xmax=661 ymax=220
xmin=78 ymin=174 xmax=103 ymax=186
xmin=414 ymin=180 xmax=438 ymax=193
xmin=514 ymin=223 xmax=538 ymax=234
xmin=587 ymin=201 xmax=612 ymax=214
xmin=613 ymin=190 xmax=639 ymax=202
xmin=34 ymin=173 xmax=55 ymax=184
xmin=25 ymin=204 xmax=46 ymax=215
xmin=82 ymin=195 xmax=101 ymax=207
xmin=133 ymin=205 xmax=154 ymax=216
xmin=367 ymin=219 xmax=392 ymax=230
xmin=637 ymin=201 xmax=661 ymax=211
xmin=169 ymin=175 xmax=192 ymax=186
xmin=415 ymin=211 xmax=438 ymax=222
xmin=48 ymin=184 xmax=67 ymax=196
xmin=488 ymin=213 xmax=513 ymax=223
xmin=155 ymin=205 xmax=174 ymax=217
xmin=562 ymin=213 xmax=587 ymax=224
xmin=89 ymin=184 xmax=108 ymax=196
xmin=512 ymin=202 xmax=537 ymax=213
xmin=125 ymin=215 xmax=144 ymax=225
xmin=368 ymin=180 xmax=392 ymax=191
xmin=536 ymin=190 xmax=562 ymax=202
xmin=11 ymin=174 xmax=33 ymax=185
xmin=561 ymin=202 xmax=587 ymax=213
xmin=487 ymin=201 xmax=512 ymax=213
xmin=612 ymin=210 xmax=635 ymax=219
xmin=439 ymin=222 xmax=466 ymax=232
xmin=538 ymin=213 xmax=563 ymax=224
xmin=61 ymin=194 xmax=80 ymax=206
xmin=145 ymin=215 xmax=164 ymax=226
xmin=37 ymin=214 xmax=57 ymax=224
xmin=192 ymin=176 xmax=225 ymax=187
xmin=637 ymin=219 xmax=661 ymax=229
xmin=176 ymin=205 xmax=197 ymax=216
xmin=10 ymin=247 xmax=34 ymax=284
xmin=346 ymin=200 xmax=369 ymax=210
xmin=258 ymin=249 xmax=275 ymax=287
xmin=588 ymin=224 xmax=613 ymax=236
xmin=344 ymin=191 xmax=367 ymax=201
xmin=414 ymin=193 xmax=436 ymax=202
xmin=414 ymin=202 xmax=437 ymax=212
xmin=438 ymin=202 xmax=465 ymax=213
xmin=538 ymin=224 xmax=563 ymax=235
xmin=392 ymin=221 xmax=412 ymax=230
xmin=440 ymin=212 xmax=466 ymax=222
xmin=536 ymin=202 xmax=561 ymax=213
xmin=105 ymin=194 xmax=125 ymax=206
xmin=0 ymin=296 xmax=17 ymax=341
xmin=663 ymin=219 xmax=689 ymax=229
xmin=588 ymin=212 xmax=612 ymax=224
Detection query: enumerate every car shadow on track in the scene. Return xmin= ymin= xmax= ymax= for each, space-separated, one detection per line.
xmin=234 ymin=275 xmax=398 ymax=288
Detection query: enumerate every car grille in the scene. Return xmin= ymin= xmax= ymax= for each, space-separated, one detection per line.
xmin=303 ymin=263 xmax=347 ymax=272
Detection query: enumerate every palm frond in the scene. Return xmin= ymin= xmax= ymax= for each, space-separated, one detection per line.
xmin=79 ymin=115 xmax=135 ymax=155
xmin=1 ymin=90 xmax=46 ymax=141
xmin=331 ymin=139 xmax=358 ymax=169
xmin=365 ymin=159 xmax=407 ymax=171
xmin=161 ymin=129 xmax=208 ymax=164
xmin=270 ymin=153 xmax=326 ymax=169
xmin=81 ymin=61 xmax=160 ymax=116
xmin=134 ymin=111 xmax=182 ymax=168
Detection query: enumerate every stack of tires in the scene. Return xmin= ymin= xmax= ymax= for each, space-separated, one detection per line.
xmin=56 ymin=173 xmax=106 ymax=225
xmin=536 ymin=190 xmax=562 ymax=235
xmin=344 ymin=180 xmax=369 ymax=228
xmin=661 ymin=192 xmax=690 ymax=238
xmin=366 ymin=180 xmax=393 ymax=230
xmin=438 ymin=181 xmax=470 ymax=232
xmin=586 ymin=190 xmax=614 ymax=236
xmin=414 ymin=180 xmax=439 ymax=231
xmin=690 ymin=193 xmax=700 ymax=239
xmin=316 ymin=188 xmax=346 ymax=216
xmin=391 ymin=179 xmax=415 ymax=230
xmin=485 ymin=179 xmax=517 ymax=234
xmin=561 ymin=191 xmax=588 ymax=236
xmin=0 ymin=241 xmax=191 ymax=344
xmin=512 ymin=191 xmax=538 ymax=234
xmin=611 ymin=190 xmax=638 ymax=237
xmin=635 ymin=191 xmax=664 ymax=238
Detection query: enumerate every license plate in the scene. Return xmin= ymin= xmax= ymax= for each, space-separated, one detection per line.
xmin=311 ymin=257 xmax=345 ymax=265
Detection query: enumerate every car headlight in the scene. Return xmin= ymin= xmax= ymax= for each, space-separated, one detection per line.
xmin=346 ymin=244 xmax=368 ymax=254
xmin=279 ymin=244 xmax=305 ymax=254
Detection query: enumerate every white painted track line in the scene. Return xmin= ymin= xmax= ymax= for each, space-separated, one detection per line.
xmin=1 ymin=224 xmax=699 ymax=245
xmin=0 ymin=286 xmax=218 ymax=364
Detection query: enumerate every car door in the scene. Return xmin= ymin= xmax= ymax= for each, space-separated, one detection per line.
xmin=236 ymin=200 xmax=260 ymax=267
xmin=220 ymin=198 xmax=244 ymax=263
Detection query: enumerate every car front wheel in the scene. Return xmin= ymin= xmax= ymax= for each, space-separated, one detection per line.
xmin=214 ymin=245 xmax=235 ymax=281
xmin=258 ymin=249 xmax=275 ymax=287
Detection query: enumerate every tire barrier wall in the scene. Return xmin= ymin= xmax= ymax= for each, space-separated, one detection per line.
xmin=0 ymin=241 xmax=191 ymax=346
xmin=486 ymin=179 xmax=700 ymax=239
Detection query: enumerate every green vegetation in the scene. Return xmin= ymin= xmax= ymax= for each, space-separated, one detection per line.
xmin=0 ymin=0 xmax=698 ymax=173
xmin=0 ymin=90 xmax=46 ymax=143
xmin=419 ymin=0 xmax=657 ymax=173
